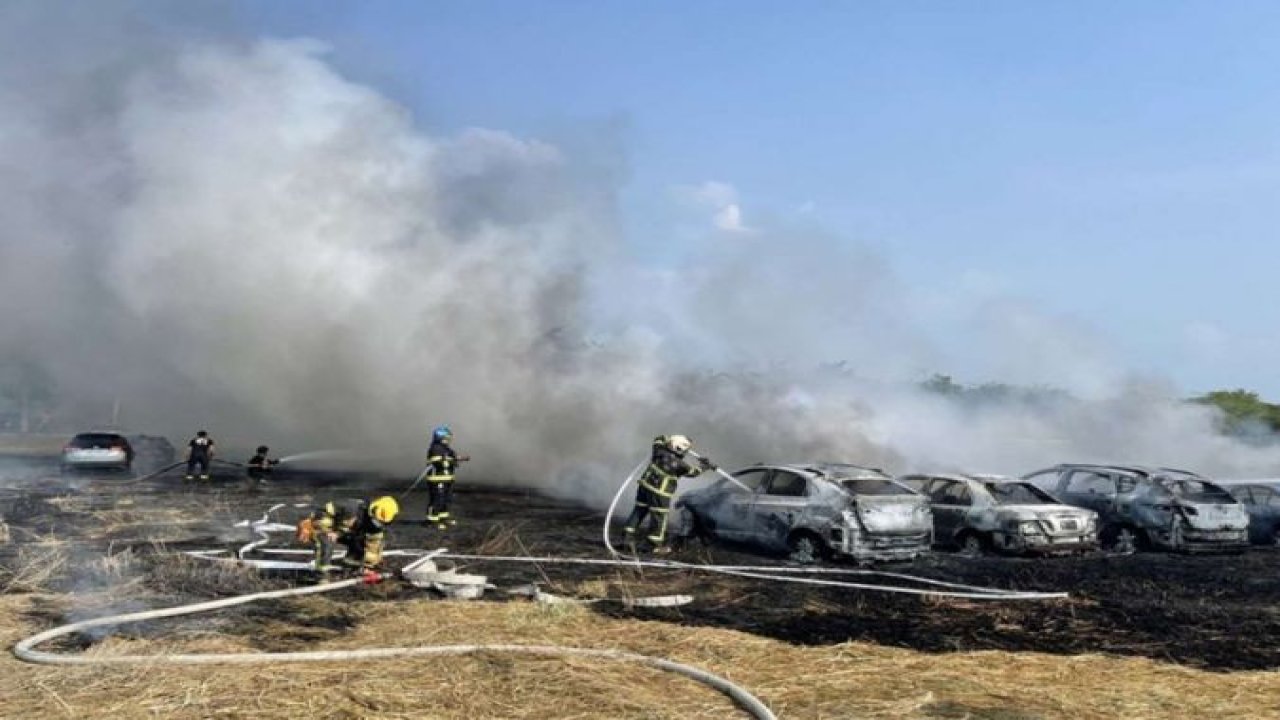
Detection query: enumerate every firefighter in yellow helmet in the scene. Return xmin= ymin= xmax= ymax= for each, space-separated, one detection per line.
xmin=309 ymin=496 xmax=399 ymax=572
xmin=623 ymin=434 xmax=715 ymax=554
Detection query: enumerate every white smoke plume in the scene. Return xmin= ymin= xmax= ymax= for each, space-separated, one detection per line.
xmin=2 ymin=3 xmax=1277 ymax=508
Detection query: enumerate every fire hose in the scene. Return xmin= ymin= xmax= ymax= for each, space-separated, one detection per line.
xmin=12 ymin=576 xmax=775 ymax=720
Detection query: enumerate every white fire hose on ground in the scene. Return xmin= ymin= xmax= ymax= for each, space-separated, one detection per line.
xmin=12 ymin=575 xmax=776 ymax=720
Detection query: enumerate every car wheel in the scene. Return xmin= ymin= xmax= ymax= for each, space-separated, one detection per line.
xmin=787 ymin=531 xmax=825 ymax=565
xmin=689 ymin=513 xmax=715 ymax=545
xmin=1103 ymin=525 xmax=1140 ymax=555
xmin=957 ymin=532 xmax=986 ymax=557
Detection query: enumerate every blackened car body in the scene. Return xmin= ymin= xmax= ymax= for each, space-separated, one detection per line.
xmin=672 ymin=462 xmax=932 ymax=563
xmin=1023 ymin=464 xmax=1248 ymax=553
xmin=898 ymin=473 xmax=1098 ymax=555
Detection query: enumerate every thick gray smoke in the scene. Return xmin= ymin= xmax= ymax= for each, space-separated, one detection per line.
xmin=3 ymin=3 xmax=1278 ymax=507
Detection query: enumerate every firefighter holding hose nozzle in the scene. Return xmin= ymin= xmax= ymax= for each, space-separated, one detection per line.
xmin=245 ymin=445 xmax=280 ymax=488
xmin=301 ymin=496 xmax=399 ymax=574
xmin=624 ymin=434 xmax=715 ymax=555
xmin=424 ymin=425 xmax=470 ymax=529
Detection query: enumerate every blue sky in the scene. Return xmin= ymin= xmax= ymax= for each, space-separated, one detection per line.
xmin=236 ymin=1 xmax=1280 ymax=396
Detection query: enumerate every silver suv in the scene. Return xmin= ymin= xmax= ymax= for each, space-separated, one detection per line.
xmin=899 ymin=473 xmax=1098 ymax=555
xmin=673 ymin=462 xmax=933 ymax=564
xmin=1023 ymin=464 xmax=1248 ymax=553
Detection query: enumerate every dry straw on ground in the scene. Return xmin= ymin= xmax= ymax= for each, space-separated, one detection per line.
xmin=2 ymin=590 xmax=1278 ymax=720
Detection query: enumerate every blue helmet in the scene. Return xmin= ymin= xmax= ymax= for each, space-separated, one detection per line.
xmin=432 ymin=425 xmax=452 ymax=441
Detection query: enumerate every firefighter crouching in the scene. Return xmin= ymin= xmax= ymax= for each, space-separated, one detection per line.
xmin=300 ymin=496 xmax=399 ymax=573
xmin=624 ymin=434 xmax=715 ymax=554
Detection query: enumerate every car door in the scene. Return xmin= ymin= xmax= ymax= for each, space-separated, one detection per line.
xmin=713 ymin=468 xmax=770 ymax=540
xmin=1244 ymin=486 xmax=1280 ymax=543
xmin=1261 ymin=487 xmax=1280 ymax=543
xmin=750 ymin=470 xmax=810 ymax=548
xmin=927 ymin=479 xmax=972 ymax=543
xmin=1023 ymin=469 xmax=1066 ymax=499
xmin=1059 ymin=470 xmax=1119 ymax=520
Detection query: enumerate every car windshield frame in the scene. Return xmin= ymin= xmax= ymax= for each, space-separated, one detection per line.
xmin=983 ymin=481 xmax=1058 ymax=505
xmin=1156 ymin=476 xmax=1235 ymax=502
xmin=838 ymin=477 xmax=916 ymax=496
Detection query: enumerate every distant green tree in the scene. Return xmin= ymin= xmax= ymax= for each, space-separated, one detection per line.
xmin=919 ymin=373 xmax=1068 ymax=407
xmin=1190 ymin=389 xmax=1280 ymax=436
xmin=921 ymin=373 xmax=964 ymax=396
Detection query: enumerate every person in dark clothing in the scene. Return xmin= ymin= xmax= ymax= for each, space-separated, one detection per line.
xmin=185 ymin=430 xmax=215 ymax=481
xmin=309 ymin=496 xmax=399 ymax=572
xmin=424 ymin=425 xmax=470 ymax=529
xmin=246 ymin=445 xmax=280 ymax=488
xmin=624 ymin=434 xmax=715 ymax=554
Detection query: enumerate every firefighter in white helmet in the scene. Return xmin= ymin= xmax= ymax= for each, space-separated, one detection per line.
xmin=623 ymin=434 xmax=715 ymax=554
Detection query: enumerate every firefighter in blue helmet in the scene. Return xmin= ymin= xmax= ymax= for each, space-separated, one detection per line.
xmin=623 ymin=434 xmax=715 ymax=554
xmin=424 ymin=425 xmax=470 ymax=529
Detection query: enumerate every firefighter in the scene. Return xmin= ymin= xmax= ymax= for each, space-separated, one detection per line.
xmin=424 ymin=425 xmax=470 ymax=529
xmin=245 ymin=445 xmax=279 ymax=488
xmin=185 ymin=430 xmax=215 ymax=481
xmin=623 ymin=434 xmax=715 ymax=554
xmin=309 ymin=496 xmax=399 ymax=573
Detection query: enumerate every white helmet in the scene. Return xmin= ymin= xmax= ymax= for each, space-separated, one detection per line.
xmin=667 ymin=435 xmax=692 ymax=453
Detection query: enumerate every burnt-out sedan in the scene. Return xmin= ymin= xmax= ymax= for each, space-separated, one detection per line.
xmin=1023 ymin=464 xmax=1249 ymax=553
xmin=898 ymin=473 xmax=1098 ymax=556
xmin=672 ymin=462 xmax=932 ymax=564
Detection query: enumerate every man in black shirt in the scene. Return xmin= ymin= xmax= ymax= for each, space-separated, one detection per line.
xmin=185 ymin=430 xmax=215 ymax=481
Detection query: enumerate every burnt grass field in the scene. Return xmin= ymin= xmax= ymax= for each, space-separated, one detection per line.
xmin=2 ymin=459 xmax=1279 ymax=673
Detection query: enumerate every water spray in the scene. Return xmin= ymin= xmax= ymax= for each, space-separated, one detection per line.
xmin=686 ymin=449 xmax=752 ymax=492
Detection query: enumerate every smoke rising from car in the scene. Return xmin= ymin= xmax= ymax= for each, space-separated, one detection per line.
xmin=2 ymin=3 xmax=1278 ymax=507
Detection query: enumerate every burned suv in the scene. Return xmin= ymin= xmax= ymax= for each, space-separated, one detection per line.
xmin=898 ymin=473 xmax=1098 ymax=555
xmin=1023 ymin=464 xmax=1248 ymax=553
xmin=672 ymin=463 xmax=932 ymax=564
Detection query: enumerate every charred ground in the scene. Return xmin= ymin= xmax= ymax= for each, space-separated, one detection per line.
xmin=2 ymin=460 xmax=1278 ymax=673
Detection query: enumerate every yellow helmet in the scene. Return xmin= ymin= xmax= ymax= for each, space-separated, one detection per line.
xmin=369 ymin=496 xmax=399 ymax=524
xmin=668 ymin=435 xmax=693 ymax=453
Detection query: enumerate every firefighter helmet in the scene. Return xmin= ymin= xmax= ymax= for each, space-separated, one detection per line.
xmin=256 ymin=445 xmax=269 ymax=454
xmin=667 ymin=435 xmax=693 ymax=453
xmin=369 ymin=496 xmax=399 ymax=524
xmin=432 ymin=425 xmax=453 ymax=442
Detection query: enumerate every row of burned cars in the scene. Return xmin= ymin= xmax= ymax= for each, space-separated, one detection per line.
xmin=671 ymin=462 xmax=1280 ymax=564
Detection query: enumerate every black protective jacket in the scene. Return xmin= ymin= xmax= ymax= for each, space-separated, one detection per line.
xmin=639 ymin=435 xmax=702 ymax=496
xmin=426 ymin=440 xmax=460 ymax=481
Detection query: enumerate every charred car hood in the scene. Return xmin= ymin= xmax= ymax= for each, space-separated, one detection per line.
xmin=849 ymin=496 xmax=930 ymax=534
xmin=1176 ymin=501 xmax=1249 ymax=531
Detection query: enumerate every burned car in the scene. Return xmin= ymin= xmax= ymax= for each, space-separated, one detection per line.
xmin=672 ymin=463 xmax=932 ymax=564
xmin=1023 ymin=464 xmax=1249 ymax=553
xmin=897 ymin=473 xmax=1098 ymax=555
xmin=1222 ymin=483 xmax=1280 ymax=545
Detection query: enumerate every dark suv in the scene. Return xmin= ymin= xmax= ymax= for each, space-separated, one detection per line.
xmin=1023 ymin=464 xmax=1248 ymax=553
